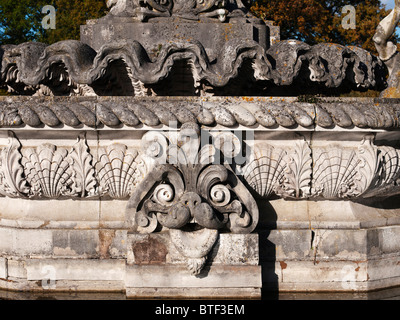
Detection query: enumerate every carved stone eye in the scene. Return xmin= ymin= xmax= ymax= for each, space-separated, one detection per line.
xmin=146 ymin=141 xmax=162 ymax=158
xmin=210 ymin=184 xmax=230 ymax=207
xmin=154 ymin=184 xmax=174 ymax=205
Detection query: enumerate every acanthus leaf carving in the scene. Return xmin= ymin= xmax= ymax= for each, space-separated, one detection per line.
xmin=311 ymin=135 xmax=400 ymax=199
xmin=356 ymin=135 xmax=382 ymax=196
xmin=0 ymin=131 xmax=29 ymax=197
xmin=280 ymin=140 xmax=312 ymax=199
xmin=243 ymin=140 xmax=312 ymax=200
xmin=68 ymin=133 xmax=97 ymax=198
xmin=3 ymin=129 xmax=400 ymax=204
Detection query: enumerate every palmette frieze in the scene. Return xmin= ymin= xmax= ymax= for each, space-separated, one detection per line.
xmin=0 ymin=130 xmax=400 ymax=201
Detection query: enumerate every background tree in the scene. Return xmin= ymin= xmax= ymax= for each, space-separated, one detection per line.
xmin=0 ymin=0 xmax=107 ymax=45
xmin=0 ymin=0 xmax=47 ymax=44
xmin=249 ymin=0 xmax=397 ymax=54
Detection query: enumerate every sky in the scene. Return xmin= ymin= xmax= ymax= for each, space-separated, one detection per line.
xmin=382 ymin=0 xmax=395 ymax=9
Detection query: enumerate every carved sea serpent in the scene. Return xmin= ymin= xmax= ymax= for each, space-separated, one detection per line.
xmin=0 ymin=38 xmax=385 ymax=95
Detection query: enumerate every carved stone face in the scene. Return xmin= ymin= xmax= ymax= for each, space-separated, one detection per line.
xmin=127 ymin=123 xmax=259 ymax=235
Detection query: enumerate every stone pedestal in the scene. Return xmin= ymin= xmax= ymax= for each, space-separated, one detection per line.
xmin=125 ymin=233 xmax=261 ymax=299
xmin=81 ymin=19 xmax=270 ymax=54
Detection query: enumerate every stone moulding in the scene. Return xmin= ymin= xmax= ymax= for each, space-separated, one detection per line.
xmin=1 ymin=96 xmax=400 ymax=130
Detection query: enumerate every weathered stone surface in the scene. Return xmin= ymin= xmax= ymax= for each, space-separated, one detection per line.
xmin=52 ymin=230 xmax=100 ymax=258
xmin=131 ymin=235 xmax=169 ymax=265
xmin=6 ymin=259 xmax=26 ymax=279
xmin=127 ymin=232 xmax=259 ymax=277
xmin=126 ymin=287 xmax=260 ymax=299
xmin=0 ymin=257 xmax=6 ymax=279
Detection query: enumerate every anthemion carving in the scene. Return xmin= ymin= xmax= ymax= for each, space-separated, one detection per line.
xmin=2 ymin=129 xmax=400 ymax=202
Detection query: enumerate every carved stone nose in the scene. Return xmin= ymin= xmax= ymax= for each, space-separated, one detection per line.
xmin=180 ymin=192 xmax=202 ymax=211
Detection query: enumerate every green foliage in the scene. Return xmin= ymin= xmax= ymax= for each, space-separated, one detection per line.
xmin=0 ymin=0 xmax=47 ymax=44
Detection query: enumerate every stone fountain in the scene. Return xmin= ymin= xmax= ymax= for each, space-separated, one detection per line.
xmin=0 ymin=0 xmax=400 ymax=298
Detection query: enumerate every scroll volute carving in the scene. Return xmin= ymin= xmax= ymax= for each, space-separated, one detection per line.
xmin=127 ymin=123 xmax=259 ymax=235
xmin=126 ymin=123 xmax=259 ymax=275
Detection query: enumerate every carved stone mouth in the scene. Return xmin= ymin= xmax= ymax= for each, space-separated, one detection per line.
xmin=169 ymin=227 xmax=219 ymax=275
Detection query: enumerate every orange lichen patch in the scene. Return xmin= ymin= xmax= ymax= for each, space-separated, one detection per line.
xmin=242 ymin=97 xmax=254 ymax=102
xmin=99 ymin=229 xmax=116 ymax=259
xmin=381 ymin=87 xmax=400 ymax=98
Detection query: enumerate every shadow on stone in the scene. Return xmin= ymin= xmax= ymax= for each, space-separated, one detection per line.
xmin=256 ymin=200 xmax=279 ymax=300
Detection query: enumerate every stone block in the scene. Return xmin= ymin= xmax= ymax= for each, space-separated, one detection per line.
xmin=277 ymin=260 xmax=369 ymax=290
xmin=26 ymin=259 xmax=126 ymax=281
xmin=81 ymin=21 xmax=269 ymax=53
xmin=128 ymin=232 xmax=259 ymax=266
xmin=99 ymin=200 xmax=127 ymax=229
xmin=126 ymin=287 xmax=260 ymax=299
xmin=378 ymin=226 xmax=400 ymax=254
xmin=7 ymin=259 xmax=26 ymax=279
xmin=312 ymin=229 xmax=369 ymax=261
xmin=0 ymin=198 xmax=101 ymax=229
xmin=128 ymin=233 xmax=172 ymax=265
xmin=52 ymin=230 xmax=99 ymax=257
xmin=125 ymin=265 xmax=261 ymax=289
xmin=0 ymin=228 xmax=53 ymax=256
xmin=260 ymin=230 xmax=312 ymax=261
xmin=210 ymin=234 xmax=259 ymax=265
xmin=105 ymin=230 xmax=128 ymax=259
xmin=367 ymin=255 xmax=400 ymax=283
